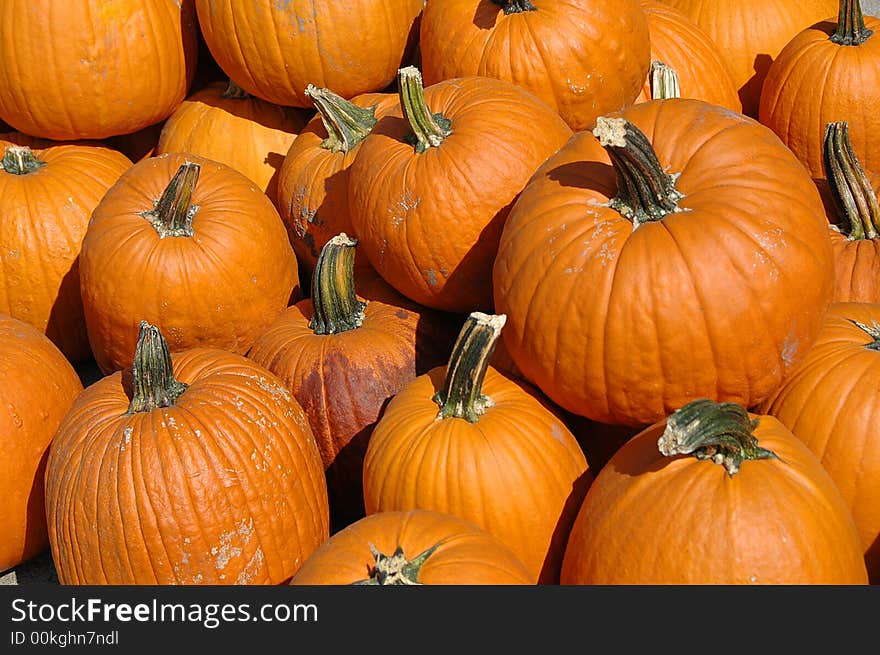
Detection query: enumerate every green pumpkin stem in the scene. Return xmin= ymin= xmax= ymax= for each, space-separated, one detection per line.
xmin=309 ymin=233 xmax=367 ymax=335
xmin=657 ymin=399 xmax=778 ymax=476
xmin=127 ymin=321 xmax=188 ymax=414
xmin=823 ymin=121 xmax=880 ymax=240
xmin=1 ymin=145 xmax=46 ymax=175
xmin=850 ymin=319 xmax=880 ymax=351
xmin=398 ymin=66 xmax=452 ymax=154
xmin=305 ymin=84 xmax=379 ymax=154
xmin=351 ymin=543 xmax=440 ymax=585
xmin=433 ymin=312 xmax=505 ymax=423
xmin=141 ymin=161 xmax=200 ymax=238
xmin=221 ymin=79 xmax=251 ymax=99
xmin=593 ymin=116 xmax=685 ymax=228
xmin=649 ymin=61 xmax=681 ymax=100
xmin=491 ymin=0 xmax=537 ymax=13
xmin=831 ymin=0 xmax=873 ymax=46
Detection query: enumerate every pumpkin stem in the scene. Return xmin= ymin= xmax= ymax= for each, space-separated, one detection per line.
xmin=657 ymin=399 xmax=778 ymax=476
xmin=0 ymin=145 xmax=46 ymax=175
xmin=141 ymin=162 xmax=200 ymax=238
xmin=491 ymin=0 xmax=537 ymax=13
xmin=309 ymin=233 xmax=367 ymax=335
xmin=221 ymin=79 xmax=251 ymax=99
xmin=433 ymin=312 xmax=505 ymax=423
xmin=649 ymin=61 xmax=681 ymax=100
xmin=850 ymin=319 xmax=880 ymax=351
xmin=127 ymin=321 xmax=188 ymax=414
xmin=823 ymin=121 xmax=880 ymax=240
xmin=398 ymin=66 xmax=452 ymax=154
xmin=351 ymin=543 xmax=439 ymax=585
xmin=305 ymin=84 xmax=379 ymax=154
xmin=592 ymin=116 xmax=685 ymax=228
xmin=831 ymin=0 xmax=873 ymax=46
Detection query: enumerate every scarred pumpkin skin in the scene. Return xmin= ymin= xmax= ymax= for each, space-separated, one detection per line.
xmin=561 ymin=403 xmax=868 ymax=584
xmin=0 ymin=315 xmax=82 ymax=573
xmin=493 ymin=99 xmax=834 ymax=427
xmin=194 ymin=0 xmax=424 ymax=108
xmin=0 ymin=1 xmax=198 ymax=140
xmin=761 ymin=303 xmax=880 ymax=582
xmin=45 ymin=342 xmax=329 ymax=585
xmin=419 ymin=0 xmax=651 ymax=132
xmin=0 ymin=143 xmax=132 ymax=362
xmin=291 ymin=510 xmax=532 ymax=585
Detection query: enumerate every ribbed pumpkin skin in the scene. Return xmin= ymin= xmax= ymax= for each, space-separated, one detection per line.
xmin=348 ymin=76 xmax=573 ymax=313
xmin=493 ymin=99 xmax=834 ymax=427
xmin=0 ymin=1 xmax=198 ymax=140
xmin=291 ymin=510 xmax=532 ymax=585
xmin=277 ymin=93 xmax=396 ymax=277
xmin=661 ymin=0 xmax=838 ymax=117
xmin=80 ymin=153 xmax=299 ymax=375
xmin=561 ymin=413 xmax=868 ymax=584
xmin=194 ymin=0 xmax=424 ymax=108
xmin=636 ymin=1 xmax=741 ymax=111
xmin=156 ymin=82 xmax=311 ymax=203
xmin=419 ymin=0 xmax=650 ymax=131
xmin=761 ymin=303 xmax=880 ymax=582
xmin=362 ymin=367 xmax=592 ymax=584
xmin=45 ymin=348 xmax=329 ymax=585
xmin=0 ymin=315 xmax=82 ymax=572
xmin=0 ymin=143 xmax=132 ymax=362
xmin=759 ymin=16 xmax=880 ymax=179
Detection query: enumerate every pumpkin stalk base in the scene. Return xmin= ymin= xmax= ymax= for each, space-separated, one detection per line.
xmin=823 ymin=121 xmax=880 ymax=240
xmin=141 ymin=161 xmax=201 ymax=238
xmin=831 ymin=0 xmax=874 ymax=46
xmin=127 ymin=321 xmax=188 ymax=414
xmin=305 ymin=85 xmax=379 ymax=154
xmin=309 ymin=233 xmax=367 ymax=335
xmin=352 ymin=543 xmax=439 ymax=585
xmin=491 ymin=0 xmax=537 ymax=13
xmin=221 ymin=79 xmax=251 ymax=100
xmin=1 ymin=145 xmax=46 ymax=175
xmin=398 ymin=66 xmax=452 ymax=154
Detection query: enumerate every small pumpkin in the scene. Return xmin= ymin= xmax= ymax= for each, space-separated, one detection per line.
xmin=290 ymin=509 xmax=532 ymax=585
xmin=561 ymin=399 xmax=869 ymax=584
xmin=45 ymin=321 xmax=329 ymax=584
xmin=0 ymin=315 xmax=82 ymax=573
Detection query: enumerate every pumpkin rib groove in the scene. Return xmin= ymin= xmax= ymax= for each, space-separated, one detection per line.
xmin=109 ymin=422 xmax=137 ymax=585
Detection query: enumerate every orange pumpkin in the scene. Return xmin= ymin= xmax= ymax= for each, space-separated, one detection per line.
xmin=362 ymin=312 xmax=592 ymax=584
xmin=0 ymin=143 xmax=132 ymax=362
xmin=45 ymin=322 xmax=329 ymax=584
xmin=291 ymin=510 xmax=532 ymax=585
xmin=0 ymin=315 xmax=82 ymax=573
xmin=561 ymin=399 xmax=869 ymax=584
xmin=493 ymin=99 xmax=834 ymax=427
xmin=0 ymin=0 xmax=198 ymax=140
xmin=419 ymin=0 xmax=651 ymax=131
xmin=80 ymin=154 xmax=299 ymax=374
xmin=348 ymin=67 xmax=573 ymax=313
xmin=194 ymin=0 xmax=424 ymax=107
xmin=759 ymin=0 xmax=880 ymax=179
xmin=157 ymin=80 xmax=311 ymax=204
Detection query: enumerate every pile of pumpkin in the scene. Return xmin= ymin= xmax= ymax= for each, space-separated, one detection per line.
xmin=1 ymin=0 xmax=879 ymax=586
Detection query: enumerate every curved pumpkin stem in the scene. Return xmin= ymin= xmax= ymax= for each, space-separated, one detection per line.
xmin=305 ymin=84 xmax=378 ymax=154
xmin=141 ymin=162 xmax=200 ymax=238
xmin=351 ymin=543 xmax=439 ymax=585
xmin=831 ymin=0 xmax=873 ymax=46
xmin=221 ymin=79 xmax=251 ymax=99
xmin=127 ymin=321 xmax=188 ymax=414
xmin=593 ymin=116 xmax=685 ymax=228
xmin=398 ymin=66 xmax=452 ymax=154
xmin=491 ymin=0 xmax=537 ymax=13
xmin=1 ymin=145 xmax=45 ymax=175
xmin=309 ymin=233 xmax=367 ymax=335
xmin=649 ymin=61 xmax=681 ymax=100
xmin=823 ymin=121 xmax=880 ymax=240
xmin=433 ymin=312 xmax=505 ymax=423
xmin=657 ymin=399 xmax=778 ymax=476
xmin=850 ymin=319 xmax=880 ymax=351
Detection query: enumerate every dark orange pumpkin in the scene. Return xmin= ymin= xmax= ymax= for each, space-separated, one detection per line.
xmin=561 ymin=399 xmax=868 ymax=584
xmin=45 ymin=322 xmax=329 ymax=584
xmin=0 ymin=315 xmax=82 ymax=573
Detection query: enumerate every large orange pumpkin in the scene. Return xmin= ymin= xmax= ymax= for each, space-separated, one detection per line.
xmin=761 ymin=303 xmax=880 ymax=582
xmin=45 ymin=322 xmax=329 ymax=584
xmin=0 ymin=143 xmax=132 ymax=362
xmin=418 ymin=0 xmax=651 ymax=132
xmin=561 ymin=399 xmax=869 ymax=584
xmin=291 ymin=510 xmax=532 ymax=585
xmin=362 ymin=312 xmax=592 ymax=584
xmin=0 ymin=0 xmax=198 ymax=140
xmin=759 ymin=0 xmax=880 ymax=179
xmin=493 ymin=99 xmax=834 ymax=427
xmin=0 ymin=315 xmax=82 ymax=573
xmin=194 ymin=0 xmax=424 ymax=108
xmin=80 ymin=153 xmax=299 ymax=374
